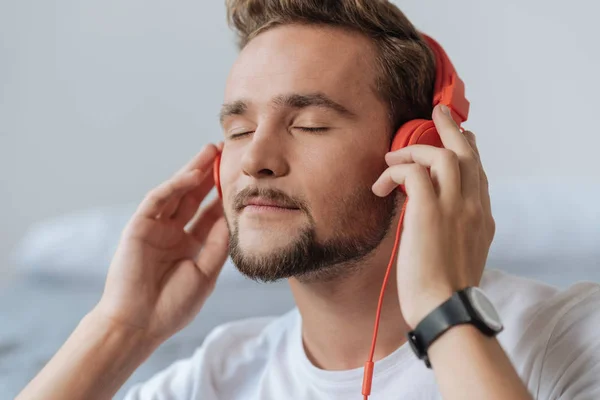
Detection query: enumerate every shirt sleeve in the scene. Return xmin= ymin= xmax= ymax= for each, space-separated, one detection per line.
xmin=537 ymin=284 xmax=600 ymax=400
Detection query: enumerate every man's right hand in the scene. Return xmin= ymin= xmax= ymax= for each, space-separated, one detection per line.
xmin=17 ymin=144 xmax=230 ymax=400
xmin=93 ymin=143 xmax=229 ymax=343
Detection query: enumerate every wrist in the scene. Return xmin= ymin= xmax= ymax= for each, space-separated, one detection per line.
xmin=427 ymin=323 xmax=485 ymax=360
xmin=403 ymin=288 xmax=455 ymax=329
xmin=406 ymin=287 xmax=504 ymax=369
xmin=84 ymin=307 xmax=163 ymax=355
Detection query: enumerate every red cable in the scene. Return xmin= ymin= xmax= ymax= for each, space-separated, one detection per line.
xmin=362 ymin=201 xmax=408 ymax=399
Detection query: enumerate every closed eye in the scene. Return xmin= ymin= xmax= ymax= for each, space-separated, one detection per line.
xmin=229 ymin=131 xmax=254 ymax=139
xmin=295 ymin=127 xmax=329 ymax=133
xmin=229 ymin=127 xmax=328 ymax=139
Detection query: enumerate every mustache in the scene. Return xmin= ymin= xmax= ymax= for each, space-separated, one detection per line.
xmin=233 ymin=186 xmax=308 ymax=212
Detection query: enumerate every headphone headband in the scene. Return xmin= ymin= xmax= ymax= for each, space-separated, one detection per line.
xmin=421 ymin=33 xmax=470 ymax=126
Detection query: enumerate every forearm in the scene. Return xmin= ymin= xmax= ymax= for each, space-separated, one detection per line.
xmin=16 ymin=309 xmax=160 ymax=400
xmin=428 ymin=325 xmax=533 ymax=400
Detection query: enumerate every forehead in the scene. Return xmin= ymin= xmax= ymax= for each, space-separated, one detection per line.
xmin=224 ymin=24 xmax=379 ymax=105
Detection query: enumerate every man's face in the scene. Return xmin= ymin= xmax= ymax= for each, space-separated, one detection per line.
xmin=219 ymin=24 xmax=397 ymax=282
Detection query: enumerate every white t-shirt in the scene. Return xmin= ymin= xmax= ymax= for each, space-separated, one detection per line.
xmin=124 ymin=269 xmax=600 ymax=400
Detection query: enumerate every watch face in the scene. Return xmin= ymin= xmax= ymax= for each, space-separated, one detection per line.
xmin=466 ymin=287 xmax=503 ymax=332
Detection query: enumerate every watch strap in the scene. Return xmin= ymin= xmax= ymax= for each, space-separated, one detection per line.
xmin=407 ymin=291 xmax=472 ymax=368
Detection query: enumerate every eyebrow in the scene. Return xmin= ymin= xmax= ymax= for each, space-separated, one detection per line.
xmin=219 ymin=100 xmax=247 ymax=124
xmin=219 ymin=92 xmax=356 ymax=125
xmin=273 ymin=93 xmax=356 ymax=117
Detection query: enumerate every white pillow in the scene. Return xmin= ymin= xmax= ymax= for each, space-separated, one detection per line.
xmin=10 ymin=204 xmax=244 ymax=283
xmin=11 ymin=204 xmax=136 ymax=281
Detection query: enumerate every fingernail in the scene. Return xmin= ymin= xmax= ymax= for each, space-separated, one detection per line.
xmin=440 ymin=104 xmax=451 ymax=116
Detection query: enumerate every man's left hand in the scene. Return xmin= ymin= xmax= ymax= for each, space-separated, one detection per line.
xmin=372 ymin=104 xmax=496 ymax=329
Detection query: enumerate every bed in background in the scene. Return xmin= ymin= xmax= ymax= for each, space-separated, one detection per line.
xmin=1 ymin=179 xmax=598 ymax=399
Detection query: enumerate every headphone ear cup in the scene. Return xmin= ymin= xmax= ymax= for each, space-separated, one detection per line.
xmin=391 ymin=120 xmax=443 ymax=152
xmin=213 ymin=152 xmax=222 ymax=200
xmin=411 ymin=121 xmax=443 ymax=148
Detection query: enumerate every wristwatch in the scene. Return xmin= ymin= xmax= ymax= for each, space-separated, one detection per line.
xmin=407 ymin=287 xmax=503 ymax=368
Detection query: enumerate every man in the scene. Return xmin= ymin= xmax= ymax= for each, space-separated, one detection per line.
xmin=17 ymin=1 xmax=600 ymax=399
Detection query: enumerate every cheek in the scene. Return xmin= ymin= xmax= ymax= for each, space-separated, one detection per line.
xmin=217 ymin=147 xmax=242 ymax=206
xmin=306 ymin=141 xmax=387 ymax=195
xmin=301 ymin=155 xmax=386 ymax=239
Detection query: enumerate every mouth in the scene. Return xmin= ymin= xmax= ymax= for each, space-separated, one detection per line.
xmin=241 ymin=197 xmax=301 ymax=213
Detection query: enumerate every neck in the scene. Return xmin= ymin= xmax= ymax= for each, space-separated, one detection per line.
xmin=288 ymin=232 xmax=409 ymax=371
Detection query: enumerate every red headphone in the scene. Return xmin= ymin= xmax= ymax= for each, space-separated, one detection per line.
xmin=212 ymin=34 xmax=469 ymax=399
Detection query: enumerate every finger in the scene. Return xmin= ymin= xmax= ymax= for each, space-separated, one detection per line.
xmin=159 ymin=167 xmax=212 ymax=220
xmin=432 ymin=105 xmax=473 ymax=157
xmin=195 ymin=217 xmax=230 ymax=284
xmin=158 ymin=197 xmax=181 ymax=220
xmin=171 ymin=192 xmax=202 ymax=229
xmin=385 ymin=145 xmax=461 ymax=202
xmin=433 ymin=105 xmax=481 ymax=199
xmin=159 ymin=145 xmax=220 ymax=220
xmin=136 ymin=170 xmax=202 ymax=219
xmin=462 ymin=130 xmax=478 ymax=156
xmin=175 ymin=144 xmax=219 ymax=177
xmin=185 ymin=196 xmax=225 ymax=244
xmin=186 ymin=162 xmax=217 ymax=203
xmin=161 ymin=165 xmax=216 ymax=223
xmin=372 ymin=163 xmax=436 ymax=203
xmin=463 ymin=131 xmax=492 ymax=215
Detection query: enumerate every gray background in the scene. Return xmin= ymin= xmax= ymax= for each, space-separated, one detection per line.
xmin=1 ymin=0 xmax=600 ymax=279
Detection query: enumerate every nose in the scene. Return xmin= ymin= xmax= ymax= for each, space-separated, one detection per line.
xmin=240 ymin=124 xmax=290 ymax=181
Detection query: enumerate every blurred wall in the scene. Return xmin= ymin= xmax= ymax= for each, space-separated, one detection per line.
xmin=1 ymin=0 xmax=599 ymax=279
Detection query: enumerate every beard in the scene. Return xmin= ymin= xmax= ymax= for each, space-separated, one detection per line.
xmin=227 ymin=184 xmax=399 ymax=283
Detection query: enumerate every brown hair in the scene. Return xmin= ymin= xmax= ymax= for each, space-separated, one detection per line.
xmin=225 ymin=0 xmax=436 ymax=131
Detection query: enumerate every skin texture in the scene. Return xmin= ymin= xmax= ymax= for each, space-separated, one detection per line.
xmin=17 ymin=23 xmax=533 ymax=400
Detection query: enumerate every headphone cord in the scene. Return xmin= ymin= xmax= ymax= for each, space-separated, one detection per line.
xmin=362 ymin=200 xmax=408 ymax=399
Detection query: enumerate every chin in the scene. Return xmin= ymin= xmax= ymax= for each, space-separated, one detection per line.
xmin=237 ymin=228 xmax=297 ymax=256
xmin=237 ymin=215 xmax=305 ymax=247
xmin=228 ymin=224 xmax=314 ymax=282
